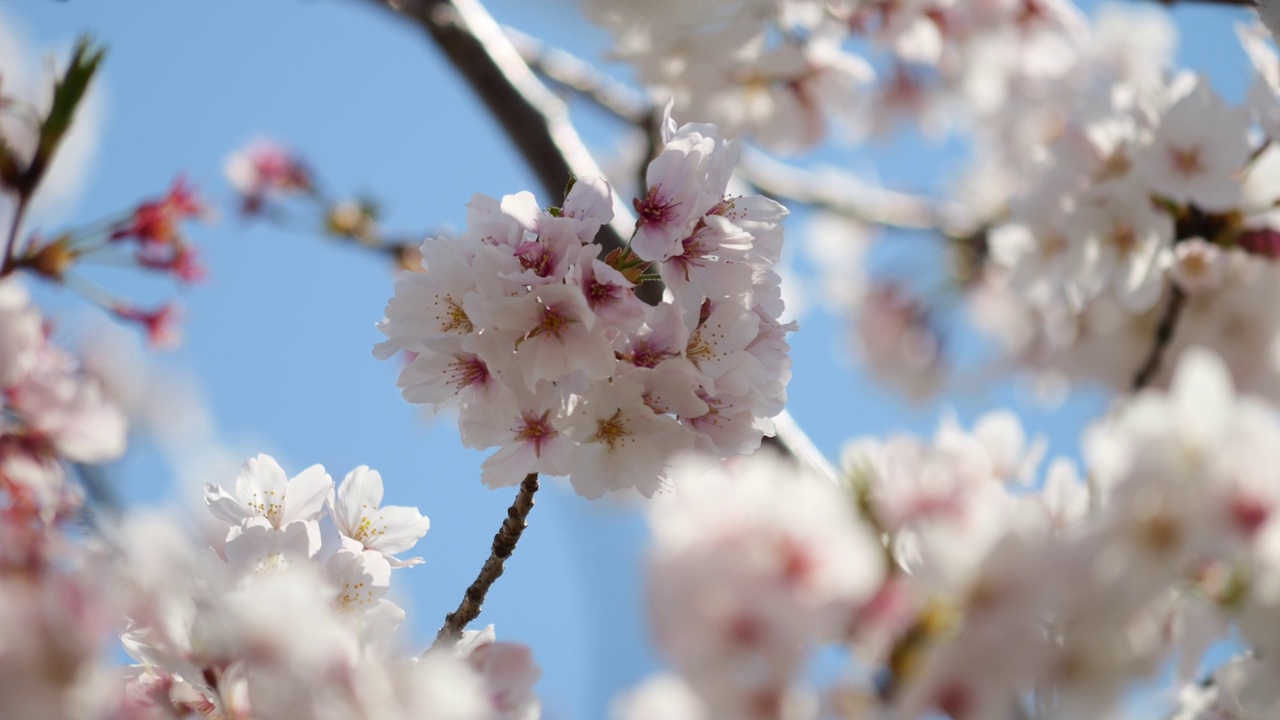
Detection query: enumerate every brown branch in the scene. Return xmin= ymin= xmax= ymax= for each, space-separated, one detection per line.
xmin=362 ymin=0 xmax=634 ymax=253
xmin=506 ymin=27 xmax=971 ymax=237
xmin=364 ymin=0 xmax=664 ymax=304
xmin=1131 ymin=285 xmax=1187 ymax=392
xmin=0 ymin=194 xmax=30 ymax=276
xmin=433 ymin=472 xmax=540 ymax=648
xmin=502 ymin=25 xmax=666 ymax=186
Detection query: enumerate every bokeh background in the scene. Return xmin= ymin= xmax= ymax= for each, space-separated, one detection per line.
xmin=1 ymin=1 xmax=1260 ymax=717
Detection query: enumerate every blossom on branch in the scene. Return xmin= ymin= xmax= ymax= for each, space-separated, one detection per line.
xmin=376 ymin=110 xmax=793 ymax=498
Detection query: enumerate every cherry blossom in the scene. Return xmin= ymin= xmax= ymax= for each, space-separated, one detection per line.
xmin=205 ymin=454 xmax=334 ymax=556
xmin=376 ymin=110 xmax=793 ymax=498
xmin=333 ymin=465 xmax=430 ymax=566
xmin=645 ymin=453 xmax=884 ymax=717
xmin=224 ymin=140 xmax=313 ymax=215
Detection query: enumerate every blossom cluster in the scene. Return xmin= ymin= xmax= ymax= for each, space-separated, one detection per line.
xmin=376 ymin=111 xmax=793 ymax=498
xmin=975 ymin=24 xmax=1280 ymax=396
xmin=584 ymin=0 xmax=1144 ymax=154
xmin=612 ymin=349 xmax=1280 ymax=719
xmin=0 ymin=278 xmax=126 ymax=526
xmin=0 ymin=449 xmax=543 ymax=720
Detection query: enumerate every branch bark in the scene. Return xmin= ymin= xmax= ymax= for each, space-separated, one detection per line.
xmin=737 ymin=149 xmax=975 ymax=237
xmin=362 ymin=0 xmax=635 ymax=254
xmin=1131 ymin=285 xmax=1186 ymax=392
xmin=433 ymin=472 xmax=540 ymax=648
xmin=507 ymin=27 xmax=973 ymax=237
xmin=503 ymin=25 xmax=649 ymax=126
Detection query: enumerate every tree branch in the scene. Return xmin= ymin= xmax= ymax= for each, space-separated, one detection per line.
xmin=1131 ymin=285 xmax=1186 ymax=392
xmin=737 ymin=149 xmax=974 ymax=237
xmin=506 ymin=27 xmax=973 ymax=237
xmin=0 ymin=194 xmax=30 ymax=276
xmin=503 ymin=25 xmax=649 ymax=126
xmin=361 ymin=0 xmax=635 ymax=255
xmin=434 ymin=472 xmax=540 ymax=648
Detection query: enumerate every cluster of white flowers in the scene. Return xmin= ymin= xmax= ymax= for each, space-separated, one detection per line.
xmin=639 ymin=453 xmax=884 ymax=719
xmin=376 ymin=110 xmax=793 ymax=498
xmin=975 ymin=22 xmax=1280 ymax=395
xmin=0 ymin=278 xmax=126 ymax=523
xmin=612 ymin=349 xmax=1280 ymax=718
xmin=583 ymin=0 xmax=1153 ymax=154
xmin=0 ymin=450 xmax=543 ymax=720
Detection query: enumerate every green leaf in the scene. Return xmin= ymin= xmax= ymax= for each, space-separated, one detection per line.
xmin=22 ymin=36 xmax=105 ymax=194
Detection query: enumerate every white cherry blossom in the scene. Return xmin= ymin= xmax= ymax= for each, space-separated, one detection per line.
xmin=205 ymin=454 xmax=334 ymax=555
xmin=1134 ymin=74 xmax=1251 ymax=212
xmin=333 ymin=465 xmax=430 ymax=565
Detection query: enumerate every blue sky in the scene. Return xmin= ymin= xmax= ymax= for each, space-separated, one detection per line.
xmin=2 ymin=1 xmax=1262 ymax=718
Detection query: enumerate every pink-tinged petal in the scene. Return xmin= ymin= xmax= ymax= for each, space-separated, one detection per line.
xmin=534 ymin=434 xmax=577 ymax=478
xmin=482 ymin=442 xmax=539 ymax=489
xmin=631 ymin=223 xmax=686 ymax=264
xmin=563 ymin=175 xmax=615 ymax=242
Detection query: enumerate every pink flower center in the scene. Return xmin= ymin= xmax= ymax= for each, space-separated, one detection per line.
xmin=515 ymin=411 xmax=557 ymax=456
xmin=628 ymin=339 xmax=673 ymax=369
xmin=585 ymin=279 xmax=622 ymax=309
xmin=515 ymin=241 xmax=554 ymax=277
xmin=529 ymin=305 xmax=573 ymax=339
xmin=447 ymin=354 xmax=490 ymax=393
xmin=633 ymin=186 xmax=681 ymax=228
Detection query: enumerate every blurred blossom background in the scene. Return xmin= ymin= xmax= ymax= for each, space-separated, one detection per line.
xmin=0 ymin=1 xmax=1261 ymax=717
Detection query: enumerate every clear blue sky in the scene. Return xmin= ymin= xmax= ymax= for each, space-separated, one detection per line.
xmin=3 ymin=1 xmax=1259 ymax=718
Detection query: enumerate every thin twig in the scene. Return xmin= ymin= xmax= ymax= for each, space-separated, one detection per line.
xmin=503 ymin=25 xmax=649 ymax=126
xmin=506 ymin=27 xmax=969 ymax=237
xmin=737 ymin=149 xmax=973 ymax=237
xmin=1131 ymin=285 xmax=1187 ymax=392
xmin=1 ymin=194 xmax=30 ymax=275
xmin=433 ymin=472 xmax=540 ymax=649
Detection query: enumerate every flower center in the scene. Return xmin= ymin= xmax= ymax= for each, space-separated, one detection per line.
xmin=515 ymin=411 xmax=556 ymax=456
xmin=1169 ymin=145 xmax=1204 ymax=177
xmin=591 ymin=410 xmax=632 ymax=450
xmin=436 ymin=294 xmax=473 ymax=334
xmin=446 ymin=354 xmax=490 ymax=393
xmin=529 ymin=306 xmax=573 ymax=339
xmin=634 ymin=187 xmax=681 ymax=227
xmin=516 ymin=241 xmax=554 ymax=277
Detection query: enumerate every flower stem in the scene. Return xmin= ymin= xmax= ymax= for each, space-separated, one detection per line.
xmin=1 ymin=193 xmax=31 ymax=276
xmin=432 ymin=472 xmax=540 ymax=649
xmin=1131 ymin=285 xmax=1186 ymax=392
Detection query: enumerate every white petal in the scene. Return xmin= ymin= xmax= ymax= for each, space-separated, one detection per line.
xmin=282 ymin=464 xmax=334 ymax=526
